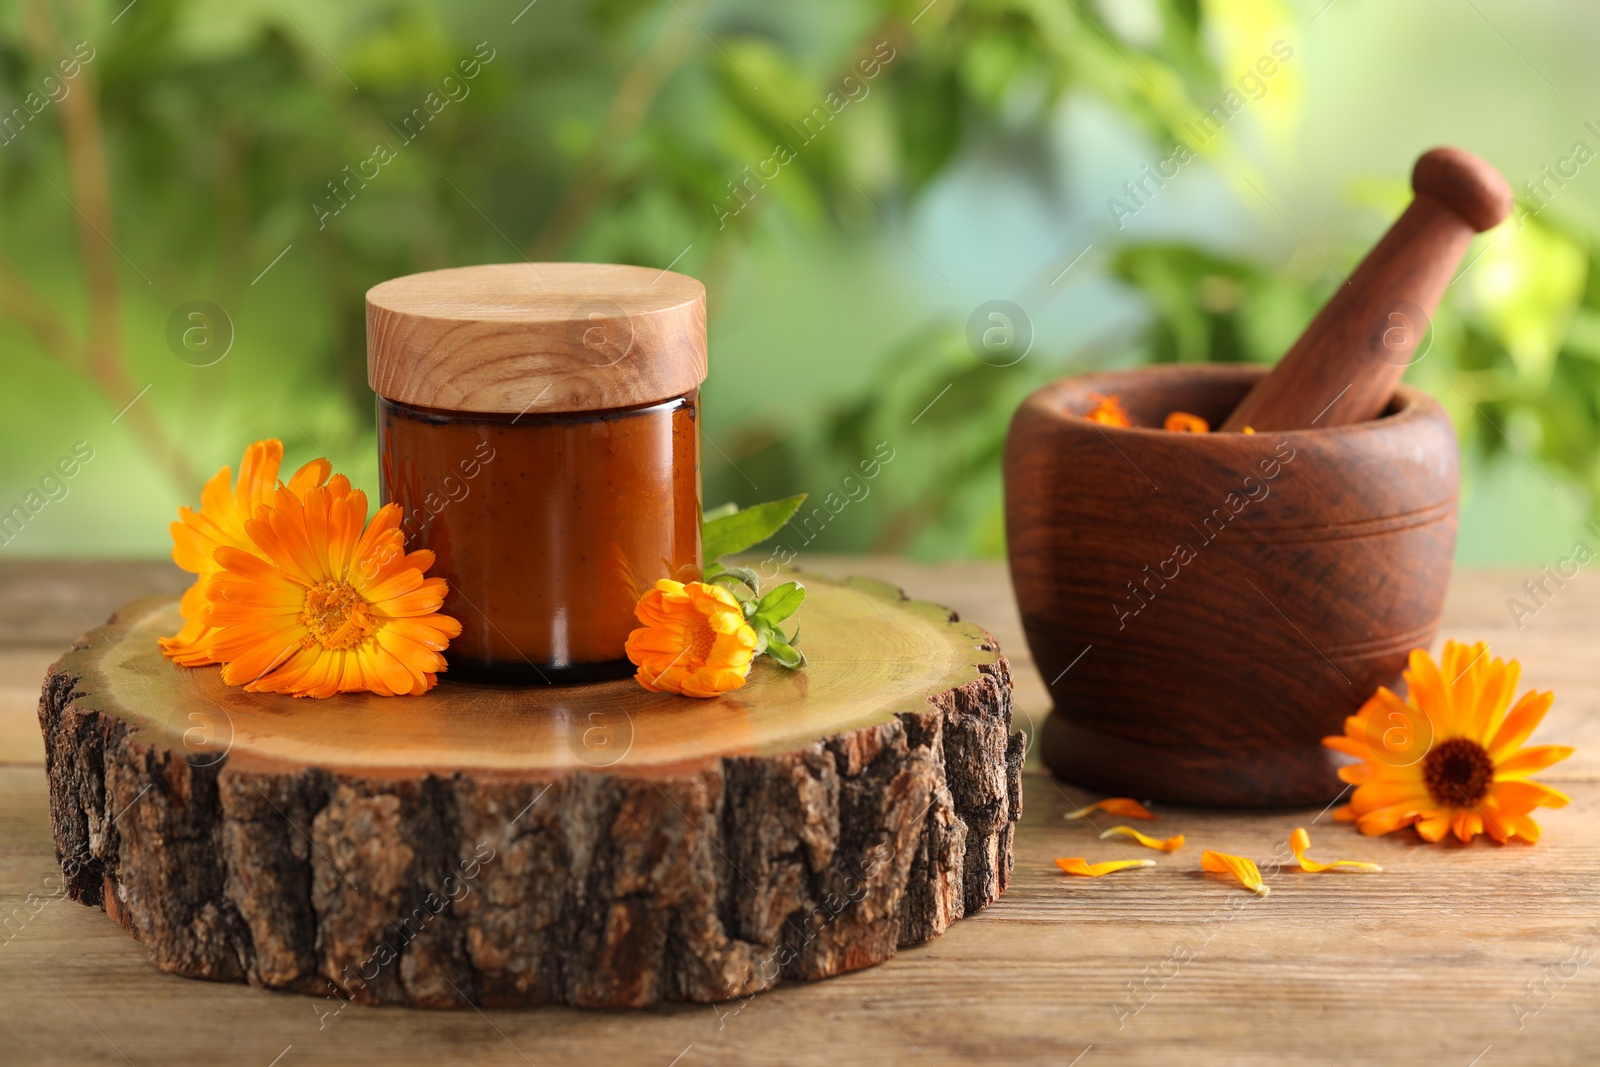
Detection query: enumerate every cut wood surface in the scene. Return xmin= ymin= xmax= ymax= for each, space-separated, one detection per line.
xmin=33 ymin=573 xmax=1022 ymax=1009
xmin=2 ymin=558 xmax=1598 ymax=1065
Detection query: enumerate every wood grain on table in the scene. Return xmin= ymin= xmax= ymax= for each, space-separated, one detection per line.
xmin=2 ymin=557 xmax=1597 ymax=1066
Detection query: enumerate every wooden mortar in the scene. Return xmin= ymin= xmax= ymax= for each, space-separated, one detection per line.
xmin=1004 ymin=364 xmax=1458 ymax=805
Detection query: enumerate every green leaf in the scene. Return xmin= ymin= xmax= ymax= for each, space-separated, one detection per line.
xmin=702 ymin=502 xmax=739 ymax=522
xmin=707 ymin=565 xmax=761 ymax=597
xmin=751 ymin=581 xmax=805 ymax=629
xmin=701 ymin=494 xmax=807 ymax=562
xmin=764 ymin=633 xmax=805 ymax=669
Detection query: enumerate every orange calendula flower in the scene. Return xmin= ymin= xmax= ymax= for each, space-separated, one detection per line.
xmin=1322 ymin=640 xmax=1572 ymax=844
xmin=1201 ymin=850 xmax=1270 ymax=896
xmin=1288 ymin=828 xmax=1381 ymax=873
xmin=1163 ymin=411 xmax=1210 ymax=433
xmin=161 ymin=440 xmax=331 ymax=665
xmin=625 ymin=580 xmax=759 ymax=698
xmin=1064 ymin=797 xmax=1156 ymax=821
xmin=202 ymin=481 xmax=461 ymax=698
xmin=1055 ymin=857 xmax=1155 ymax=877
xmin=1100 ymin=826 xmax=1184 ymax=852
xmin=1082 ymin=392 xmax=1131 ymax=427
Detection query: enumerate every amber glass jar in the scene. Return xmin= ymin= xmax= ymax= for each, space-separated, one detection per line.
xmin=367 ymin=263 xmax=706 ymax=682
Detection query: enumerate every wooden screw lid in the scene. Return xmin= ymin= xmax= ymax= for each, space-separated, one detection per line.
xmin=366 ymin=262 xmax=707 ymax=415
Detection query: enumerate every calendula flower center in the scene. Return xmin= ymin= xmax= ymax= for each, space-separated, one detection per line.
xmin=1422 ymin=736 xmax=1495 ymax=806
xmin=299 ymin=579 xmax=376 ymax=651
xmin=682 ymin=614 xmax=716 ymax=663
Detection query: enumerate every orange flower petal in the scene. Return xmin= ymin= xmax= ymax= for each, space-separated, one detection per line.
xmin=1288 ymin=827 xmax=1382 ymax=872
xmin=1082 ymin=392 xmax=1131 ymax=427
xmin=380 ymin=616 xmax=459 ymax=652
xmin=625 ymin=579 xmax=758 ymax=697
xmin=1488 ymin=689 xmax=1556 ymax=759
xmin=1477 ymin=653 xmax=1520 ymax=739
xmin=363 ymin=565 xmax=426 ymax=606
xmin=1337 ymin=764 xmax=1376 ymax=790
xmin=1443 ymin=640 xmax=1490 ymax=736
xmin=1405 ymin=648 xmax=1451 ymax=730
xmin=1322 ymin=735 xmax=1371 ymax=759
xmin=1507 ymin=813 xmax=1543 ymax=844
xmin=1200 ymin=850 xmax=1270 ymax=896
xmin=161 ymin=440 xmax=341 ymax=664
xmin=1055 ymin=857 xmax=1155 ymax=877
xmin=1337 ymin=762 xmax=1374 ymax=785
xmin=1063 ymin=797 xmax=1156 ymax=821
xmin=1323 ymin=640 xmax=1573 ymax=848
xmin=1414 ymin=811 xmax=1451 ymax=843
xmin=1354 ymin=799 xmax=1428 ymax=837
xmin=1490 ymin=778 xmax=1570 ymax=813
xmin=1163 ymin=411 xmax=1209 ymax=433
xmin=217 ymin=634 xmax=299 ymax=687
xmin=1494 ymin=744 xmax=1575 ymax=779
xmin=1099 ymin=826 xmax=1184 ymax=852
xmin=1350 ymin=778 xmax=1428 ymax=813
xmin=194 ymin=468 xmax=458 ymax=698
xmin=1479 ymin=794 xmax=1513 ymax=843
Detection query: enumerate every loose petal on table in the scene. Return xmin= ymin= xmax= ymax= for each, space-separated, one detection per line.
xmin=1055 ymin=857 xmax=1156 ymax=877
xmin=1099 ymin=825 xmax=1185 ymax=851
xmin=1064 ymin=797 xmax=1156 ymax=821
xmin=1289 ymin=827 xmax=1382 ymax=872
xmin=1201 ymin=849 xmax=1271 ymax=896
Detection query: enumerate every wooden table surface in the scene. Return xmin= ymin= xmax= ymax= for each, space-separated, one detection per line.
xmin=2 ymin=557 xmax=1596 ymax=1066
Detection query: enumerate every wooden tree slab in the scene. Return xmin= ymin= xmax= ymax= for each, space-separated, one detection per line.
xmin=37 ymin=574 xmax=1023 ymax=1009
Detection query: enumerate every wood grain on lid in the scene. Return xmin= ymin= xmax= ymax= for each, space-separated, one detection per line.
xmin=366 ymin=262 xmax=707 ymax=414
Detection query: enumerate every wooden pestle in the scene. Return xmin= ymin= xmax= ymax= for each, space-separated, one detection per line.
xmin=1219 ymin=147 xmax=1511 ymax=432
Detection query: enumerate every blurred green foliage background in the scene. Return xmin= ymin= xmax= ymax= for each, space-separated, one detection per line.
xmin=3 ymin=0 xmax=1598 ymax=563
